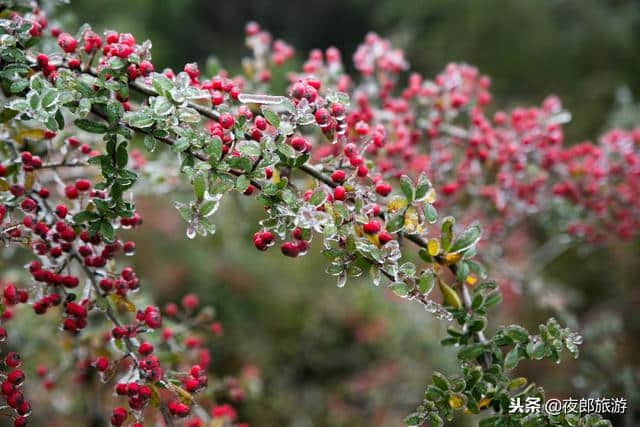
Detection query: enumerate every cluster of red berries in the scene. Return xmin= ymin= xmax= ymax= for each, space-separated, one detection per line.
xmin=353 ymin=32 xmax=409 ymax=77
xmin=0 ymin=325 xmax=30 ymax=426
xmin=245 ymin=21 xmax=294 ymax=73
xmin=280 ymin=227 xmax=310 ymax=258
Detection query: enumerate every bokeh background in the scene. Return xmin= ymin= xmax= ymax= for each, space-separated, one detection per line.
xmin=46 ymin=1 xmax=640 ymax=425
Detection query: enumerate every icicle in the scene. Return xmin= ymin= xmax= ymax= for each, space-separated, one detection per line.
xmin=238 ymin=93 xmax=285 ymax=105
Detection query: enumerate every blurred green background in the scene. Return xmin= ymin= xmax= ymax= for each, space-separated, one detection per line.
xmin=47 ymin=0 xmax=640 ymax=425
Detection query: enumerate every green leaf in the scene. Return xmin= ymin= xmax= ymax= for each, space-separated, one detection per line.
xmin=449 ymin=223 xmax=482 ymax=253
xmin=99 ymin=220 xmax=115 ymax=242
xmin=74 ymin=118 xmax=108 ymax=134
xmin=106 ymin=100 xmax=124 ymax=123
xmin=206 ymin=137 xmax=223 ymax=163
xmin=403 ymin=413 xmax=423 ymax=426
xmin=423 ymin=203 xmax=437 ymax=223
xmin=73 ymin=211 xmax=98 ymax=223
xmin=400 ymin=175 xmax=414 ymax=202
xmin=389 ymin=281 xmax=410 ymax=298
xmin=143 ymin=134 xmax=157 ymax=152
xmin=0 ymin=108 xmax=19 ymax=123
xmin=417 ymin=270 xmax=435 ymax=294
xmin=116 ymin=143 xmax=128 ymax=169
xmin=386 ymin=213 xmax=405 ymax=233
xmin=124 ymin=111 xmax=155 ymax=128
xmin=432 ymin=372 xmax=450 ymax=390
xmin=236 ymin=140 xmax=261 ymax=157
xmin=504 ymin=346 xmax=520 ymax=371
xmin=177 ymin=107 xmax=200 ymax=123
xmin=152 ymin=96 xmax=175 ymax=116
xmin=457 ymin=343 xmax=485 ymax=361
xmin=193 ymin=172 xmax=206 ymax=200
xmin=414 ymin=173 xmax=432 ymax=201
xmin=262 ymin=109 xmax=280 ymax=128
xmin=505 ymin=325 xmax=530 ymax=343
xmin=484 ymin=290 xmax=502 ymax=308
xmin=528 ymin=341 xmax=548 ymax=360
xmin=440 ymin=216 xmax=455 ymax=252
xmin=172 ymin=138 xmax=190 ymax=153
xmin=151 ymin=73 xmax=173 ymax=96
xmin=309 ymin=190 xmax=326 ymax=206
xmin=199 ymin=200 xmax=217 ymax=217
xmin=235 ymin=174 xmax=250 ymax=192
xmin=9 ymin=79 xmax=28 ymax=93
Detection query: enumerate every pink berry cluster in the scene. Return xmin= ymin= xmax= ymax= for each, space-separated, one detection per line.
xmin=0 ymin=288 xmax=30 ymax=427
xmin=0 ymin=12 xmax=252 ymax=419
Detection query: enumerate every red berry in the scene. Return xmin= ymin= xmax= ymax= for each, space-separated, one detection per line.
xmin=363 ymin=220 xmax=381 ymax=235
xmin=4 ymin=352 xmax=21 ymax=368
xmin=182 ymin=294 xmax=199 ymax=310
xmin=110 ymin=407 xmax=127 ymax=426
xmin=375 ymin=182 xmax=392 ymax=197
xmin=354 ymin=120 xmax=370 ymax=135
xmin=290 ymin=136 xmax=309 ymax=152
xmin=281 ymin=242 xmax=300 ymax=257
xmin=64 ymin=185 xmax=79 ymax=199
xmin=55 ymin=205 xmax=68 ymax=218
xmin=75 ymin=179 xmax=91 ymax=191
xmin=94 ymin=356 xmax=109 ymax=372
xmin=7 ymin=370 xmax=24 ymax=385
xmin=138 ymin=342 xmax=154 ymax=356
xmin=139 ymin=61 xmax=154 ymax=77
xmin=379 ymin=231 xmax=393 ymax=245
xmin=334 ymin=186 xmax=346 ymax=201
xmin=57 ymin=33 xmax=78 ymax=53
xmin=331 ymin=170 xmax=346 ymax=183
xmin=315 ymin=108 xmax=329 ymax=125
xmin=219 ymin=113 xmax=234 ymax=129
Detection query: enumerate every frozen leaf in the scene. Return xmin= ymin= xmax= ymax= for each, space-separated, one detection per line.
xmin=403 ymin=206 xmax=421 ymax=234
xmin=438 ymin=279 xmax=461 ymax=309
xmin=262 ymin=108 xmax=280 ymax=128
xmin=440 ymin=216 xmax=455 ymax=252
xmin=449 ymin=223 xmax=482 ymax=253
xmin=400 ymin=175 xmax=414 ymax=201
xmin=417 ymin=270 xmax=435 ymax=294
xmin=390 ymin=281 xmax=410 ymax=298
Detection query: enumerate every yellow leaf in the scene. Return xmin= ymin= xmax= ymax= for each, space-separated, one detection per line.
xmin=442 ymin=253 xmax=461 ymax=265
xmin=169 ymin=383 xmax=194 ymax=405
xmin=448 ymin=394 xmax=464 ymax=409
xmin=15 ymin=129 xmax=46 ymax=145
xmin=403 ymin=206 xmax=421 ymax=234
xmin=0 ymin=179 xmax=8 ymax=192
xmin=353 ymin=224 xmax=363 ymax=237
xmin=478 ymin=398 xmax=492 ymax=408
xmin=386 ymin=196 xmax=408 ymax=213
xmin=427 ymin=238 xmax=440 ymax=256
xmin=24 ymin=172 xmax=35 ymax=191
xmin=365 ymin=233 xmax=380 ymax=247
xmin=425 ymin=188 xmax=437 ymax=203
xmin=108 ymin=294 xmax=136 ymax=312
xmin=438 ymin=279 xmax=462 ymax=309
xmin=148 ymin=383 xmax=161 ymax=407
xmin=465 ymin=276 xmax=477 ymax=286
xmin=271 ymin=168 xmax=280 ymax=184
xmin=508 ymin=377 xmax=527 ymax=391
